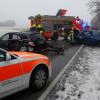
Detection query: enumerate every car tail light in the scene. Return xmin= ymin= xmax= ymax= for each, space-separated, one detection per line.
xmin=29 ymin=42 xmax=35 ymax=46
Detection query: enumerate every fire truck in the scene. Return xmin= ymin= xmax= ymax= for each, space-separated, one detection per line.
xmin=28 ymin=9 xmax=83 ymax=41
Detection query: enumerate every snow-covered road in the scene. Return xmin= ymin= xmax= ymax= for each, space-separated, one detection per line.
xmin=46 ymin=47 xmax=100 ymax=100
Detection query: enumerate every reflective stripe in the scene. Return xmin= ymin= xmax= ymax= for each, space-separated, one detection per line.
xmin=0 ymin=59 xmax=20 ymax=67
xmin=0 ymin=57 xmax=48 ymax=67
xmin=0 ymin=62 xmax=23 ymax=82
xmin=0 ymin=57 xmax=49 ymax=82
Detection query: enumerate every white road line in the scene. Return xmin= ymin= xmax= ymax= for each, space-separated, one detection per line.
xmin=38 ymin=45 xmax=84 ymax=100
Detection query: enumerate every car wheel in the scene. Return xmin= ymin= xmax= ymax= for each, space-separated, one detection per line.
xmin=20 ymin=46 xmax=27 ymax=51
xmin=30 ymin=67 xmax=48 ymax=90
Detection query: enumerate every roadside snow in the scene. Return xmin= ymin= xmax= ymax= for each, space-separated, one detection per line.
xmin=48 ymin=47 xmax=100 ymax=100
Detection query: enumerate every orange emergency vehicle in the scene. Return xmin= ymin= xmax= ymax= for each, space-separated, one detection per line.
xmin=0 ymin=48 xmax=51 ymax=99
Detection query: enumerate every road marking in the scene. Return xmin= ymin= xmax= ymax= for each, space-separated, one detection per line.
xmin=38 ymin=45 xmax=84 ymax=100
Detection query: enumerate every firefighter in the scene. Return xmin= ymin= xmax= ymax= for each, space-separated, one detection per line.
xmin=64 ymin=28 xmax=72 ymax=41
xmin=36 ymin=24 xmax=44 ymax=33
xmin=67 ymin=27 xmax=74 ymax=43
xmin=73 ymin=28 xmax=80 ymax=42
xmin=51 ymin=29 xmax=59 ymax=41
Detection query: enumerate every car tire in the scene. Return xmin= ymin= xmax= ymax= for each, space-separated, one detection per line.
xmin=20 ymin=46 xmax=28 ymax=52
xmin=30 ymin=67 xmax=48 ymax=90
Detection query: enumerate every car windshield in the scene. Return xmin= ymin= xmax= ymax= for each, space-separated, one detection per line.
xmin=81 ymin=31 xmax=92 ymax=35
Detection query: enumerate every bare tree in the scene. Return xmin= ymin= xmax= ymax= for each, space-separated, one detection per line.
xmin=88 ymin=0 xmax=100 ymax=29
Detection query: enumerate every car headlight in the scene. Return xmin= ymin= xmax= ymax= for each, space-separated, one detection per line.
xmin=29 ymin=42 xmax=35 ymax=46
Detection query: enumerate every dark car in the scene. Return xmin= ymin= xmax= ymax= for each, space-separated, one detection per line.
xmin=77 ymin=30 xmax=100 ymax=45
xmin=21 ymin=32 xmax=64 ymax=54
xmin=0 ymin=30 xmax=34 ymax=52
xmin=20 ymin=32 xmax=48 ymax=53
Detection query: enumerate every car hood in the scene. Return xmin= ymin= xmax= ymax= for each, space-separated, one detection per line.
xmin=9 ymin=51 xmax=48 ymax=60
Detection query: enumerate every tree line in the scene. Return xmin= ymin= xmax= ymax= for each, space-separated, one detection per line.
xmin=0 ymin=20 xmax=16 ymax=27
xmin=88 ymin=0 xmax=100 ymax=29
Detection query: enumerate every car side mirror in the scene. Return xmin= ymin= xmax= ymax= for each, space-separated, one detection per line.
xmin=6 ymin=53 xmax=11 ymax=61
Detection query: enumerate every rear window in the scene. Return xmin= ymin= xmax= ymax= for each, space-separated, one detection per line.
xmin=30 ymin=34 xmax=46 ymax=41
xmin=21 ymin=34 xmax=29 ymax=39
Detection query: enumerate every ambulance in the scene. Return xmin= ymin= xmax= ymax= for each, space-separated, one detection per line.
xmin=0 ymin=48 xmax=51 ymax=99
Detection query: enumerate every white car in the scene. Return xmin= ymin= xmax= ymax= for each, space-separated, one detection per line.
xmin=0 ymin=48 xmax=52 ymax=99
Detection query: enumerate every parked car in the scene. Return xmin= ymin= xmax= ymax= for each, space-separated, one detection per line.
xmin=77 ymin=30 xmax=100 ymax=45
xmin=0 ymin=48 xmax=51 ymax=99
xmin=0 ymin=29 xmax=34 ymax=52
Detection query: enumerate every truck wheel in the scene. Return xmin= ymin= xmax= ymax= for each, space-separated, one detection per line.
xmin=30 ymin=67 xmax=48 ymax=90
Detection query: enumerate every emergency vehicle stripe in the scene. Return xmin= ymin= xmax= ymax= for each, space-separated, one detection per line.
xmin=1 ymin=62 xmax=23 ymax=82
xmin=0 ymin=57 xmax=48 ymax=67
xmin=0 ymin=57 xmax=49 ymax=82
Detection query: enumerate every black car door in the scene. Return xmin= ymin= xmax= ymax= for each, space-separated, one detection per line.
xmin=8 ymin=33 xmax=22 ymax=50
xmin=0 ymin=33 xmax=9 ymax=50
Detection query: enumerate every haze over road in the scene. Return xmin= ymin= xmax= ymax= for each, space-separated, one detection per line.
xmin=0 ymin=0 xmax=91 ymax=27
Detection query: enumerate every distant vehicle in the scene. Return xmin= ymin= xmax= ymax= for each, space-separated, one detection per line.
xmin=0 ymin=29 xmax=34 ymax=52
xmin=77 ymin=30 xmax=100 ymax=45
xmin=0 ymin=48 xmax=51 ymax=99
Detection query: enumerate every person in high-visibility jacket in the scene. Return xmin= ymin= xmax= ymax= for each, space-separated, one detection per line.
xmin=36 ymin=24 xmax=45 ymax=35
xmin=68 ymin=30 xmax=74 ymax=43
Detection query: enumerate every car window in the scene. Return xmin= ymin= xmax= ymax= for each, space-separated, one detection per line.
xmin=30 ymin=34 xmax=46 ymax=41
xmin=21 ymin=34 xmax=29 ymax=39
xmin=0 ymin=51 xmax=6 ymax=62
xmin=88 ymin=31 xmax=93 ymax=35
xmin=10 ymin=55 xmax=17 ymax=60
xmin=12 ymin=34 xmax=21 ymax=39
xmin=1 ymin=34 xmax=9 ymax=40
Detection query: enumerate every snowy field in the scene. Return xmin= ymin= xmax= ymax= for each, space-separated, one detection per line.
xmin=46 ymin=46 xmax=100 ymax=100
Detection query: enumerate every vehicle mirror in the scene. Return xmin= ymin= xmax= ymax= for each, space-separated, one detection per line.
xmin=6 ymin=53 xmax=11 ymax=61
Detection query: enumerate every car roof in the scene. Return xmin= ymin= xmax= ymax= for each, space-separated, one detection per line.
xmin=0 ymin=29 xmax=19 ymax=37
xmin=20 ymin=31 xmax=40 ymax=34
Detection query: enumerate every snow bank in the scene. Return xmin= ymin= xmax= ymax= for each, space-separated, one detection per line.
xmin=51 ymin=47 xmax=100 ymax=100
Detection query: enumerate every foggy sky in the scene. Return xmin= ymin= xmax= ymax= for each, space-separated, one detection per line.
xmin=0 ymin=0 xmax=91 ymax=28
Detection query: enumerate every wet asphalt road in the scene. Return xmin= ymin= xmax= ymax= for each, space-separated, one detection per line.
xmin=2 ymin=40 xmax=82 ymax=100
